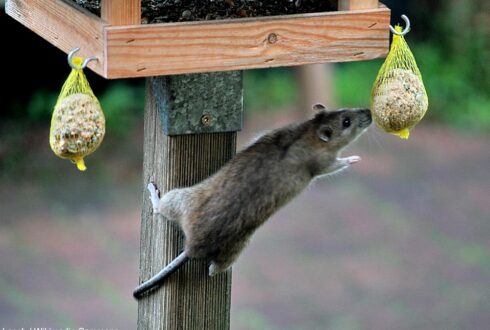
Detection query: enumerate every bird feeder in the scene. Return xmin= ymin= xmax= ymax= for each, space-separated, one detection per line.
xmin=6 ymin=0 xmax=390 ymax=78
xmin=5 ymin=1 xmax=391 ymax=329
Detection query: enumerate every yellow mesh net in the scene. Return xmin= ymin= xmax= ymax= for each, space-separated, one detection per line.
xmin=50 ymin=56 xmax=105 ymax=171
xmin=54 ymin=57 xmax=98 ymax=107
xmin=371 ymin=25 xmax=428 ymax=139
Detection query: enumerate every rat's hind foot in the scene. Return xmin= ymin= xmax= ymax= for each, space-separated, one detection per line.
xmin=208 ymin=263 xmax=220 ymax=276
xmin=147 ymin=183 xmax=161 ymax=214
xmin=208 ymin=261 xmax=232 ymax=276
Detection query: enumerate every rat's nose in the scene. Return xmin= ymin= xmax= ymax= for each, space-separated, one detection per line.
xmin=359 ymin=108 xmax=372 ymax=119
xmin=358 ymin=108 xmax=372 ymax=126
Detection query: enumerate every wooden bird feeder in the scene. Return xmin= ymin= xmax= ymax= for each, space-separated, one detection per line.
xmin=6 ymin=0 xmax=392 ymax=329
xmin=6 ymin=0 xmax=390 ymax=78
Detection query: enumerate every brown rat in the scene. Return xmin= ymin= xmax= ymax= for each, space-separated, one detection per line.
xmin=134 ymin=105 xmax=372 ymax=298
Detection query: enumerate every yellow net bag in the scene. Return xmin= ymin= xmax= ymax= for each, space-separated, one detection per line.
xmin=50 ymin=56 xmax=105 ymax=171
xmin=371 ymin=25 xmax=428 ymax=139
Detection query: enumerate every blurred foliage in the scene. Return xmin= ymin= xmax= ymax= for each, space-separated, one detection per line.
xmin=24 ymin=90 xmax=59 ymax=122
xmin=415 ymin=42 xmax=490 ymax=131
xmin=98 ymin=82 xmax=145 ymax=137
xmin=334 ymin=60 xmax=378 ymax=108
xmin=244 ymin=68 xmax=299 ymax=112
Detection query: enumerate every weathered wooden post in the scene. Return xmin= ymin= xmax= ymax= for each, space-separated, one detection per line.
xmin=138 ymin=73 xmax=242 ymax=329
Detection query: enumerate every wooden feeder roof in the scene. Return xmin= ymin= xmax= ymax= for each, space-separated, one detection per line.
xmin=6 ymin=0 xmax=391 ymax=79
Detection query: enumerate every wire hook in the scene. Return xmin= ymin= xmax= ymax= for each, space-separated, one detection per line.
xmin=67 ymin=47 xmax=98 ymax=69
xmin=390 ymin=14 xmax=411 ymax=36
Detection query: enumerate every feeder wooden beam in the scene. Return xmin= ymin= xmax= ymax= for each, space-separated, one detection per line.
xmin=105 ymin=7 xmax=390 ymax=78
xmin=5 ymin=0 xmax=390 ymax=79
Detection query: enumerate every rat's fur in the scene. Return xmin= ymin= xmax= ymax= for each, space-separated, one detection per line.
xmin=134 ymin=106 xmax=371 ymax=298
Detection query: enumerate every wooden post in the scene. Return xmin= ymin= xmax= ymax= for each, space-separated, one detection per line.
xmin=138 ymin=73 xmax=242 ymax=329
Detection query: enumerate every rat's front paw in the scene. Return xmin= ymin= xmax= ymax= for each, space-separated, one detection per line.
xmin=327 ymin=156 xmax=362 ymax=174
xmin=147 ymin=183 xmax=161 ymax=214
xmin=345 ymin=155 xmax=361 ymax=164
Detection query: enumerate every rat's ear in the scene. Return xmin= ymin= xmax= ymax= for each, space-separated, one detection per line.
xmin=317 ymin=126 xmax=332 ymax=142
xmin=312 ymin=103 xmax=327 ymax=112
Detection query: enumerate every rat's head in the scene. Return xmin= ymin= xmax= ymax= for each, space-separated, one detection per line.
xmin=302 ymin=104 xmax=371 ymax=175
xmin=311 ymin=104 xmax=371 ymax=152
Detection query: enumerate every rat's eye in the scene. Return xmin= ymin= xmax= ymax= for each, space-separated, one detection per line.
xmin=342 ymin=117 xmax=351 ymax=128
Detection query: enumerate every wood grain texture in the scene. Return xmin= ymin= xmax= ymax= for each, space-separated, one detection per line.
xmin=101 ymin=0 xmax=141 ymax=25
xmin=5 ymin=0 xmax=105 ymax=76
xmin=138 ymin=74 xmax=241 ymax=330
xmin=5 ymin=0 xmax=389 ymax=78
xmin=105 ymin=7 xmax=390 ymax=78
xmin=338 ymin=0 xmax=379 ymax=10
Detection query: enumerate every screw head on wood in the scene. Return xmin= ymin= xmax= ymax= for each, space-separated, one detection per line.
xmin=201 ymin=114 xmax=212 ymax=126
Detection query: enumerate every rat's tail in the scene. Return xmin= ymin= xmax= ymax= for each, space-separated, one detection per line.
xmin=133 ymin=251 xmax=189 ymax=299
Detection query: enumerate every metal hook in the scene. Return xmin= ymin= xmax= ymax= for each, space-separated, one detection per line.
xmin=67 ymin=47 xmax=98 ymax=69
xmin=390 ymin=14 xmax=411 ymax=36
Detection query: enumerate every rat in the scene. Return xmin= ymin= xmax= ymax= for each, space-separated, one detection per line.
xmin=134 ymin=105 xmax=372 ymax=298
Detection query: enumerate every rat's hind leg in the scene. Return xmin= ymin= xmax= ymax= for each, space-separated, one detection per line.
xmin=147 ymin=183 xmax=190 ymax=222
xmin=208 ymin=241 xmax=248 ymax=276
xmin=208 ymin=260 xmax=233 ymax=277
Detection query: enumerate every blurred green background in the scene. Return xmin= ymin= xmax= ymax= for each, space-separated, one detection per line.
xmin=1 ymin=1 xmax=489 ymax=329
